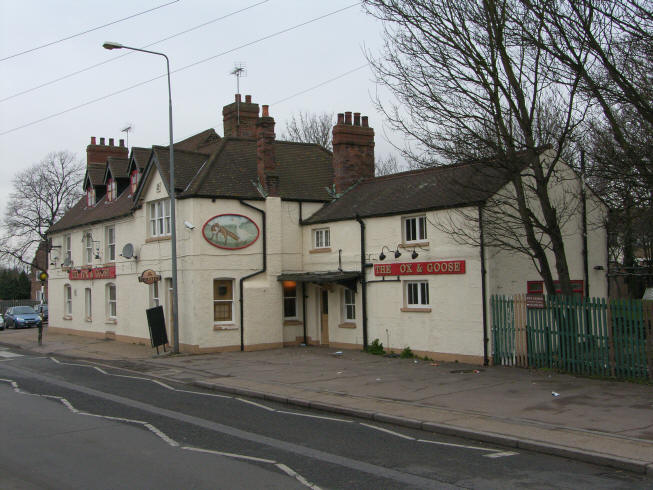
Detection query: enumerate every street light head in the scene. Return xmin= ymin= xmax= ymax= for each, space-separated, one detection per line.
xmin=103 ymin=41 xmax=123 ymax=50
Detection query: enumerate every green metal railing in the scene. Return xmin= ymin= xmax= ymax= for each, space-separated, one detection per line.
xmin=491 ymin=295 xmax=652 ymax=380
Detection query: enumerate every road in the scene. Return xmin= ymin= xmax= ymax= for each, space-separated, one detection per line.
xmin=0 ymin=346 xmax=648 ymax=489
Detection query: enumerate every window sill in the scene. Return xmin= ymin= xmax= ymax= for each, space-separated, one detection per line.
xmin=338 ymin=322 xmax=356 ymax=329
xmin=309 ymin=248 xmax=331 ymax=254
xmin=400 ymin=241 xmax=430 ymax=248
xmin=214 ymin=324 xmax=238 ymax=331
xmin=401 ymin=307 xmax=432 ymax=313
xmin=105 ymin=318 xmax=117 ymax=324
xmin=63 ymin=315 xmax=72 ymax=321
xmin=283 ymin=320 xmax=303 ymax=326
xmin=146 ymin=236 xmax=171 ymax=243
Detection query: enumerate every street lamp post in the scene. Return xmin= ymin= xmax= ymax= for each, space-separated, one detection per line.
xmin=103 ymin=42 xmax=180 ymax=354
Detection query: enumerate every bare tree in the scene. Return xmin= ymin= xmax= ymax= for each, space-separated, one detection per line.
xmin=522 ymin=0 xmax=653 ymax=197
xmin=282 ymin=112 xmax=334 ymax=150
xmin=364 ymin=0 xmax=588 ymax=295
xmin=0 ymin=151 xmax=84 ymax=268
xmin=375 ymin=153 xmax=404 ymax=176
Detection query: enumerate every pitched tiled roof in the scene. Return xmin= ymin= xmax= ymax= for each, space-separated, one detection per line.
xmin=182 ymin=138 xmax=333 ymax=201
xmin=85 ymin=163 xmax=106 ymax=189
xmin=150 ymin=146 xmax=210 ymax=193
xmin=106 ymin=157 xmax=130 ymax=180
xmin=173 ymin=128 xmax=221 ymax=154
xmin=48 ymin=187 xmax=134 ymax=233
xmin=130 ymin=147 xmax=151 ymax=170
xmin=304 ymin=160 xmax=511 ymax=224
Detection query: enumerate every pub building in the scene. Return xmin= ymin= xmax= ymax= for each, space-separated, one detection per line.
xmin=46 ymin=94 xmax=608 ymax=364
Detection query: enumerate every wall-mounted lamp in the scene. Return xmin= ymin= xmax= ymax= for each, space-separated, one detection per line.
xmin=379 ymin=245 xmax=401 ymax=261
xmin=411 ymin=250 xmax=419 ymax=260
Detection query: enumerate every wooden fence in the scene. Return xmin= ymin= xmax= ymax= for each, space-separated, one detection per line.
xmin=491 ymin=295 xmax=653 ymax=380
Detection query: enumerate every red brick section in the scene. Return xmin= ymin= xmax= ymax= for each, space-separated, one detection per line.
xmin=256 ymin=104 xmax=279 ymax=196
xmin=86 ymin=136 xmax=128 ymax=167
xmin=222 ymin=93 xmax=260 ymax=138
xmin=332 ymin=112 xmax=375 ymax=194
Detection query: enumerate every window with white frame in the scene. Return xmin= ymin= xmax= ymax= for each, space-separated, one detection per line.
xmin=149 ymin=199 xmax=171 ymax=237
xmin=64 ymin=284 xmax=72 ymax=316
xmin=403 ymin=215 xmax=427 ymax=243
xmin=105 ymin=226 xmax=115 ymax=262
xmin=107 ymin=178 xmax=117 ymax=201
xmin=63 ymin=234 xmax=72 ymax=266
xmin=405 ymin=281 xmax=430 ymax=308
xmin=84 ymin=231 xmax=94 ymax=265
xmin=85 ymin=288 xmax=92 ymax=320
xmin=106 ymin=283 xmax=117 ymax=319
xmin=213 ymin=279 xmax=233 ymax=323
xmin=283 ymin=282 xmax=297 ymax=319
xmin=313 ymin=228 xmax=330 ymax=249
xmin=87 ymin=187 xmax=95 ymax=206
xmin=343 ymin=288 xmax=356 ymax=321
xmin=149 ymin=282 xmax=160 ymax=308
xmin=130 ymin=169 xmax=140 ymax=194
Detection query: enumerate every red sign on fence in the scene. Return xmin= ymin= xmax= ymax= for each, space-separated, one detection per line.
xmin=68 ymin=265 xmax=116 ymax=281
xmin=374 ymin=260 xmax=465 ymax=276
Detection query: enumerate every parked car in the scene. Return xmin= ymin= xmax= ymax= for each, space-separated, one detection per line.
xmin=34 ymin=304 xmax=48 ymax=321
xmin=0 ymin=314 xmax=4 ymax=330
xmin=4 ymin=306 xmax=42 ymax=329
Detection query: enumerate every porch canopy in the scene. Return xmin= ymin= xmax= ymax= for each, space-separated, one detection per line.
xmin=277 ymin=271 xmax=361 ymax=291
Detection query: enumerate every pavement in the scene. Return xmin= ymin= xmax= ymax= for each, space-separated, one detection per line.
xmin=1 ymin=327 xmax=653 ymax=477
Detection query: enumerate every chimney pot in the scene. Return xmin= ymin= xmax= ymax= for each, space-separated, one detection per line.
xmin=262 ymin=105 xmax=269 ymax=117
xmin=245 ymin=95 xmax=252 ymax=103
xmin=119 ymin=139 xmax=125 ymax=147
xmin=109 ymin=138 xmax=114 ymax=146
xmin=100 ymin=137 xmax=105 ymax=145
xmin=337 ymin=113 xmax=345 ymax=125
xmin=362 ymin=116 xmax=369 ymax=127
xmin=235 ymin=94 xmax=241 ymax=102
xmin=354 ymin=112 xmax=361 ymax=126
xmin=345 ymin=112 xmax=352 ymax=125
xmin=91 ymin=136 xmax=96 ymax=145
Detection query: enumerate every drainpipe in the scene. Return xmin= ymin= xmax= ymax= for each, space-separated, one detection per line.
xmin=478 ymin=205 xmax=489 ymax=366
xmin=581 ymin=150 xmax=589 ymax=297
xmin=302 ymin=283 xmax=307 ymax=345
xmin=239 ymin=200 xmax=266 ymax=351
xmin=355 ymin=215 xmax=368 ymax=349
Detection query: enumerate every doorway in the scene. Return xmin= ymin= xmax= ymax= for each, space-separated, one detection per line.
xmin=320 ymin=288 xmax=329 ymax=345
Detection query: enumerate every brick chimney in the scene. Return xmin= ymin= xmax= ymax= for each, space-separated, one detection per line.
xmin=256 ymin=105 xmax=278 ymax=196
xmin=86 ymin=136 xmax=128 ymax=167
xmin=332 ymin=112 xmax=375 ymax=193
xmin=222 ymin=94 xmax=260 ymax=138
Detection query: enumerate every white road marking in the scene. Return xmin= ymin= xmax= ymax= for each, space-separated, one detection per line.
xmin=236 ymin=397 xmax=277 ymax=411
xmin=0 ymin=378 xmax=317 ymax=489
xmin=0 ymin=351 xmax=23 ymax=358
xmin=484 ymin=451 xmax=518 ymax=458
xmin=40 ymin=357 xmax=518 ymax=461
xmin=276 ymin=410 xmax=352 ymax=423
xmin=360 ymin=423 xmax=415 ymax=440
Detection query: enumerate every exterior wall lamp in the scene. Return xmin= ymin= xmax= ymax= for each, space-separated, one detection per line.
xmin=379 ymin=246 xmax=401 ymax=261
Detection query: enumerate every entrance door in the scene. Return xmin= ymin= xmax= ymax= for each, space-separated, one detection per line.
xmin=320 ymin=288 xmax=329 ymax=345
xmin=165 ymin=278 xmax=173 ymax=345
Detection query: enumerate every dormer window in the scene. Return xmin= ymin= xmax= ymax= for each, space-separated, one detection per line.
xmin=107 ymin=178 xmax=117 ymax=201
xmin=130 ymin=169 xmax=140 ymax=194
xmin=87 ymin=187 xmax=96 ymax=206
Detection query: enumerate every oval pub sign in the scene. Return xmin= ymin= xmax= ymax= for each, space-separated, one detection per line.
xmin=202 ymin=214 xmax=260 ymax=250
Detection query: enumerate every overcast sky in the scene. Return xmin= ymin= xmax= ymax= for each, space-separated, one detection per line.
xmin=0 ymin=0 xmax=402 ymax=217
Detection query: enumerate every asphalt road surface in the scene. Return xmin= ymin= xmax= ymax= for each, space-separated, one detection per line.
xmin=0 ymin=346 xmax=649 ymax=489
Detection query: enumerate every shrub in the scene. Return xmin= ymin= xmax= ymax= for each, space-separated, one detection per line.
xmin=367 ymin=338 xmax=385 ymax=355
xmin=400 ymin=346 xmax=414 ymax=359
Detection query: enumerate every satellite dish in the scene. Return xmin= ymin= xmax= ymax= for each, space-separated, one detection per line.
xmin=121 ymin=243 xmax=135 ymax=259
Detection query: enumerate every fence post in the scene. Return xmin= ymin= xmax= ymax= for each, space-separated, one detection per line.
xmin=645 ymin=301 xmax=653 ymax=380
xmin=607 ymin=301 xmax=616 ymax=377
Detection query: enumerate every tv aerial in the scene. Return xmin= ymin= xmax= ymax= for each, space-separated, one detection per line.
xmin=230 ymin=63 xmax=247 ymax=125
xmin=121 ymin=123 xmax=134 ymax=148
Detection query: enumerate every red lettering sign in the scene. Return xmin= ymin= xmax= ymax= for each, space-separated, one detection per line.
xmin=69 ymin=265 xmax=116 ymax=280
xmin=374 ymin=260 xmax=465 ymax=276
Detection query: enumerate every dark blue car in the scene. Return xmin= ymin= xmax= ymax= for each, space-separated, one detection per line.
xmin=4 ymin=306 xmax=42 ymax=329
